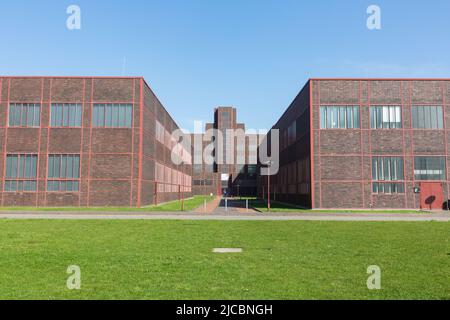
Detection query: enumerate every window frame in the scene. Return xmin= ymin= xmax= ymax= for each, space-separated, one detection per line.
xmin=370 ymin=105 xmax=402 ymax=129
xmin=8 ymin=103 xmax=41 ymax=128
xmin=50 ymin=103 xmax=83 ymax=128
xmin=320 ymin=106 xmax=360 ymax=130
xmin=92 ymin=103 xmax=133 ymax=128
xmin=4 ymin=154 xmax=38 ymax=193
xmin=47 ymin=154 xmax=81 ymax=193
xmin=371 ymin=156 xmax=405 ymax=195
xmin=414 ymin=156 xmax=446 ymax=181
xmin=411 ymin=106 xmax=444 ymax=130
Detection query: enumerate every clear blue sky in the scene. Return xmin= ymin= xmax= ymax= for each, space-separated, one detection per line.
xmin=1 ymin=0 xmax=450 ymax=131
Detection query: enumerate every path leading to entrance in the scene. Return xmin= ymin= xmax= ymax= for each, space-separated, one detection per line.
xmin=212 ymin=198 xmax=260 ymax=215
xmin=192 ymin=196 xmax=222 ymax=213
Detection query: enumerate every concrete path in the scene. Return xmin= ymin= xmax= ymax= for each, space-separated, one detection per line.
xmin=0 ymin=211 xmax=449 ymax=221
xmin=192 ymin=196 xmax=222 ymax=213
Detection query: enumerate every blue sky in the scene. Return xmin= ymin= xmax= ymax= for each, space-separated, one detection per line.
xmin=1 ymin=0 xmax=450 ymax=131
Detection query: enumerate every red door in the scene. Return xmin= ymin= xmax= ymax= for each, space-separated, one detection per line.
xmin=420 ymin=182 xmax=444 ymax=210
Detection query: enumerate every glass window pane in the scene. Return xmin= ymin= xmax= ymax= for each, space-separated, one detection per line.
xmin=119 ymin=106 xmax=126 ymax=127
xmin=112 ymin=104 xmax=120 ymax=127
xmin=412 ymin=106 xmax=418 ymax=128
xmin=320 ymin=107 xmax=326 ymax=129
xmin=57 ymin=104 xmax=63 ymax=126
xmin=105 ymin=105 xmax=112 ymax=127
xmin=353 ymin=107 xmax=360 ymax=128
xmin=347 ymin=107 xmax=353 ymax=129
xmin=339 ymin=108 xmax=346 ymax=128
xmin=27 ymin=104 xmax=34 ymax=127
xmin=54 ymin=156 xmax=61 ymax=178
xmin=67 ymin=156 xmax=74 ymax=179
xmin=372 ymin=158 xmax=378 ymax=180
xmin=326 ymin=107 xmax=332 ymax=129
xmin=69 ymin=105 xmax=76 ymax=127
xmin=73 ymin=156 xmax=80 ymax=178
xmin=126 ymin=105 xmax=132 ymax=127
xmin=331 ymin=108 xmax=338 ymax=128
xmin=437 ymin=106 xmax=444 ymax=129
xmin=93 ymin=105 xmax=99 ymax=127
xmin=76 ymin=104 xmax=82 ymax=126
xmin=370 ymin=107 xmax=376 ymax=129
xmin=61 ymin=156 xmax=67 ymax=179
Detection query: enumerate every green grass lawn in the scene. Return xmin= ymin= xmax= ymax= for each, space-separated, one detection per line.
xmin=0 ymin=219 xmax=449 ymax=299
xmin=0 ymin=195 xmax=214 ymax=212
xmin=250 ymin=199 xmax=427 ymax=214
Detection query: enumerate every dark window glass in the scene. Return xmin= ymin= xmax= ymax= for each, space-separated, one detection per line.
xmin=47 ymin=155 xmax=81 ymax=192
xmin=370 ymin=106 xmax=402 ymax=129
xmin=412 ymin=106 xmax=444 ymax=129
xmin=414 ymin=157 xmax=446 ymax=180
xmin=93 ymin=104 xmax=132 ymax=128
xmin=320 ymin=106 xmax=360 ymax=129
xmin=5 ymin=154 xmax=38 ymax=192
xmin=372 ymin=157 xmax=404 ymax=194
xmin=9 ymin=103 xmax=40 ymax=127
xmin=51 ymin=104 xmax=82 ymax=127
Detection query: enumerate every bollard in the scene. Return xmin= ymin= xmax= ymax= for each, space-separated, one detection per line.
xmin=225 ymin=198 xmax=228 ymax=211
xmin=246 ymin=199 xmax=248 ymax=212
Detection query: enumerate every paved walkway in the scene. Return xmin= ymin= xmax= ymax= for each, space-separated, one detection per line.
xmin=192 ymin=196 xmax=222 ymax=213
xmin=0 ymin=211 xmax=449 ymax=221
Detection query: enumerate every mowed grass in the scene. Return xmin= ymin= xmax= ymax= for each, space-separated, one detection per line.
xmin=0 ymin=220 xmax=449 ymax=300
xmin=0 ymin=196 xmax=214 ymax=212
xmin=250 ymin=200 xmax=427 ymax=214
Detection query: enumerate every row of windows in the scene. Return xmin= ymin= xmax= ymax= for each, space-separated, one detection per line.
xmin=320 ymin=106 xmax=360 ymax=129
xmin=372 ymin=156 xmax=446 ymax=194
xmin=5 ymin=154 xmax=80 ymax=192
xmin=320 ymin=105 xmax=445 ymax=130
xmin=155 ymin=120 xmax=192 ymax=164
xmin=8 ymin=103 xmax=133 ymax=128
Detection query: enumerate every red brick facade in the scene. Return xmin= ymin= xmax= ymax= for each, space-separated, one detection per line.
xmin=259 ymin=79 xmax=450 ymax=210
xmin=0 ymin=77 xmax=192 ymax=207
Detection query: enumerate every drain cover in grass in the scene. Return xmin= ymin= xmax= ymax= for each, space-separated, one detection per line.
xmin=213 ymin=248 xmax=243 ymax=253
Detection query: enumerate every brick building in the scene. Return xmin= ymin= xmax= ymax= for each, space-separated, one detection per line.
xmin=192 ymin=107 xmax=258 ymax=197
xmin=0 ymin=76 xmax=192 ymax=207
xmin=259 ymin=79 xmax=450 ymax=210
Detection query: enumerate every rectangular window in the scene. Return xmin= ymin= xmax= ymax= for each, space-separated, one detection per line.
xmin=47 ymin=155 xmax=80 ymax=192
xmin=9 ymin=103 xmax=40 ymax=127
xmin=414 ymin=157 xmax=446 ymax=181
xmin=5 ymin=154 xmax=38 ymax=192
xmin=370 ymin=106 xmax=402 ymax=129
xmin=320 ymin=106 xmax=360 ymax=129
xmin=412 ymin=106 xmax=444 ymax=129
xmin=372 ymin=157 xmax=405 ymax=194
xmin=93 ymin=104 xmax=132 ymax=128
xmin=50 ymin=104 xmax=82 ymax=127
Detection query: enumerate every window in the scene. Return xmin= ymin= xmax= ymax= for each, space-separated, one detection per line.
xmin=412 ymin=106 xmax=444 ymax=129
xmin=372 ymin=157 xmax=405 ymax=194
xmin=9 ymin=103 xmax=40 ymax=127
xmin=47 ymin=155 xmax=80 ymax=192
xmin=370 ymin=106 xmax=402 ymax=129
xmin=287 ymin=121 xmax=296 ymax=145
xmin=414 ymin=157 xmax=446 ymax=181
xmin=5 ymin=154 xmax=38 ymax=192
xmin=93 ymin=104 xmax=132 ymax=128
xmin=320 ymin=106 xmax=360 ymax=129
xmin=51 ymin=104 xmax=82 ymax=127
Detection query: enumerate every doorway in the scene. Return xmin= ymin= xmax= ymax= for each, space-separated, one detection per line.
xmin=420 ymin=182 xmax=444 ymax=210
